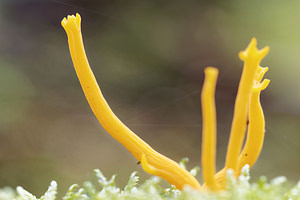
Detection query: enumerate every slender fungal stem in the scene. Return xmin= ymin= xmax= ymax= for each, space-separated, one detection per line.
xmin=201 ymin=67 xmax=218 ymax=190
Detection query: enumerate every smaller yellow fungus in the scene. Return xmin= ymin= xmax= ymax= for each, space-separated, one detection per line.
xmin=62 ymin=13 xmax=270 ymax=192
xmin=237 ymin=78 xmax=270 ymax=173
xmin=201 ymin=67 xmax=218 ymax=190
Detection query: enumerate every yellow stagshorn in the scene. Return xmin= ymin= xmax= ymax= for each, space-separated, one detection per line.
xmin=62 ymin=13 xmax=270 ymax=191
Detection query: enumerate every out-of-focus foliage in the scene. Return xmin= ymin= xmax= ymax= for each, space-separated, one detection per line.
xmin=0 ymin=0 xmax=299 ymax=197
xmin=0 ymin=61 xmax=35 ymax=125
xmin=0 ymin=168 xmax=300 ymax=200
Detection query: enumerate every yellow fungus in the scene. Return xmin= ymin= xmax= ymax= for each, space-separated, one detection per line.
xmin=212 ymin=75 xmax=270 ymax=188
xmin=201 ymin=67 xmax=218 ymax=190
xmin=61 ymin=13 xmax=201 ymax=191
xmin=61 ymin=13 xmax=270 ymax=192
xmin=209 ymin=44 xmax=270 ymax=188
xmin=225 ymin=38 xmax=269 ymax=173
xmin=237 ymin=78 xmax=270 ymax=173
xmin=211 ymin=46 xmax=270 ymax=188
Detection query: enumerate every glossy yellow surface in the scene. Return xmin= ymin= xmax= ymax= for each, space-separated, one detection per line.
xmin=201 ymin=67 xmax=218 ymax=190
xmin=211 ymin=67 xmax=270 ymax=188
xmin=238 ymin=73 xmax=270 ymax=173
xmin=62 ymin=13 xmax=270 ymax=192
xmin=61 ymin=13 xmax=201 ymax=191
xmin=225 ymin=38 xmax=269 ymax=174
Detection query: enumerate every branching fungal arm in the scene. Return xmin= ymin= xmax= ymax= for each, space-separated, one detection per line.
xmin=61 ymin=13 xmax=201 ymax=191
xmin=211 ymin=42 xmax=270 ymax=188
xmin=225 ymin=38 xmax=269 ymax=174
xmin=238 ymin=77 xmax=270 ymax=173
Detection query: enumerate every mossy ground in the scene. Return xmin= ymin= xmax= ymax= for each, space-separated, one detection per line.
xmin=0 ymin=164 xmax=299 ymax=200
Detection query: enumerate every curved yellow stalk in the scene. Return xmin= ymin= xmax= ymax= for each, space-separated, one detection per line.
xmin=61 ymin=13 xmax=201 ymax=191
xmin=237 ymin=79 xmax=270 ymax=173
xmin=225 ymin=38 xmax=269 ymax=173
xmin=235 ymin=66 xmax=269 ymax=174
xmin=140 ymin=153 xmax=201 ymax=190
xmin=201 ymin=67 xmax=218 ymax=190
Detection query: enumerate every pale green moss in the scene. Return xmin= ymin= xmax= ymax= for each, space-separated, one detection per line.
xmin=1 ymin=165 xmax=299 ymax=200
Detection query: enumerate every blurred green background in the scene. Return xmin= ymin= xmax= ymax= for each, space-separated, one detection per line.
xmin=0 ymin=0 xmax=299 ymax=197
